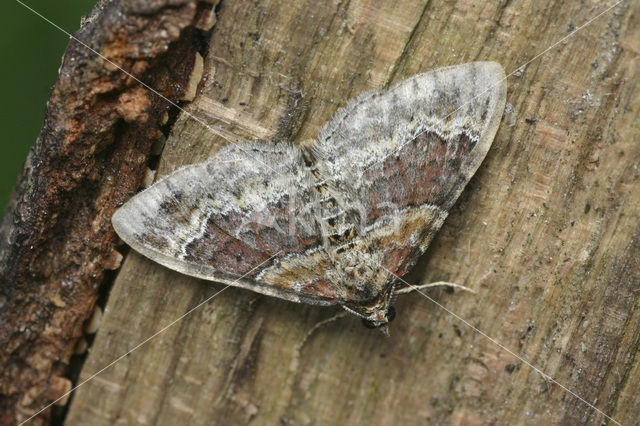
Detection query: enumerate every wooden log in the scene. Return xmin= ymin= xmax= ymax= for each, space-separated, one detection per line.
xmin=0 ymin=1 xmax=212 ymax=424
xmin=9 ymin=0 xmax=640 ymax=424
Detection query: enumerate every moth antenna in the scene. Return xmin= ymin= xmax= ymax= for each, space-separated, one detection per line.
xmin=395 ymin=281 xmax=476 ymax=296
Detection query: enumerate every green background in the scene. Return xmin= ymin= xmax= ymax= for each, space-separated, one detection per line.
xmin=0 ymin=0 xmax=96 ymax=216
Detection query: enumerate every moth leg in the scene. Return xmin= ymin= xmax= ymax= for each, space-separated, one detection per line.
xmin=296 ymin=310 xmax=349 ymax=350
xmin=289 ymin=310 xmax=348 ymax=375
xmin=395 ymin=281 xmax=476 ymax=295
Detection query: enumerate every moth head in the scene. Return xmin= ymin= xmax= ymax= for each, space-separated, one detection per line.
xmin=341 ymin=282 xmax=396 ymax=331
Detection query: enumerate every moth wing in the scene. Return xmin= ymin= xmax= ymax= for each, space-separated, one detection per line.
xmin=112 ymin=142 xmax=338 ymax=305
xmin=314 ymin=62 xmax=506 ymax=273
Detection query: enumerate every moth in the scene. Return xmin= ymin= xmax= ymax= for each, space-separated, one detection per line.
xmin=112 ymin=62 xmax=506 ymax=330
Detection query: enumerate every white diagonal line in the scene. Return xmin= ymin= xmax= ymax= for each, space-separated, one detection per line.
xmin=13 ymin=0 xmax=283 ymax=177
xmin=382 ymin=266 xmax=622 ymax=426
xmin=18 ymin=250 xmax=284 ymax=425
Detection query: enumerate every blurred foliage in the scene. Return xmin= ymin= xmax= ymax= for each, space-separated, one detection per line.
xmin=0 ymin=0 xmax=96 ymax=215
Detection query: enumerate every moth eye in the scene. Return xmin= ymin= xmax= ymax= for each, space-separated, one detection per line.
xmin=386 ymin=306 xmax=396 ymax=322
xmin=362 ymin=318 xmax=378 ymax=329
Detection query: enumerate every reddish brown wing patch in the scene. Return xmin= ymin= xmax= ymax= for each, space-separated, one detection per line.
xmin=362 ymin=130 xmax=477 ymax=225
xmin=182 ymin=197 xmax=322 ymax=278
xmin=182 ymin=219 xmax=271 ymax=277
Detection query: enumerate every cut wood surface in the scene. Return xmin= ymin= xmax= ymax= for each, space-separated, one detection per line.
xmin=23 ymin=0 xmax=640 ymax=424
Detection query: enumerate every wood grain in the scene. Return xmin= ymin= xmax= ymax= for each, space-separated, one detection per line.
xmin=63 ymin=0 xmax=640 ymax=424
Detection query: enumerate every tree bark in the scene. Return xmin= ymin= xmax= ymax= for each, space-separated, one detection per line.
xmin=5 ymin=0 xmax=640 ymax=425
xmin=0 ymin=0 xmax=215 ymax=424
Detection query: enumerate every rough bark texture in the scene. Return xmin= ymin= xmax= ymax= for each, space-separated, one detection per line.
xmin=0 ymin=0 xmax=216 ymax=424
xmin=5 ymin=0 xmax=640 ymax=424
